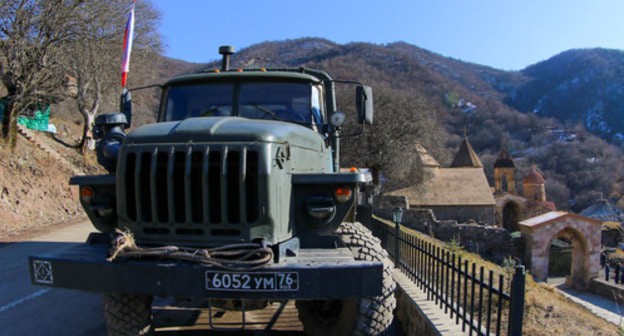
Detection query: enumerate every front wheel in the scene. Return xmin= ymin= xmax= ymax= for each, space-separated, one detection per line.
xmin=296 ymin=222 xmax=396 ymax=336
xmin=103 ymin=293 xmax=153 ymax=336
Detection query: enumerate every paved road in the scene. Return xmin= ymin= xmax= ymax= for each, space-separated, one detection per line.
xmin=0 ymin=223 xmax=107 ymax=336
xmin=556 ymin=283 xmax=624 ymax=326
xmin=0 ymin=223 xmax=306 ymax=335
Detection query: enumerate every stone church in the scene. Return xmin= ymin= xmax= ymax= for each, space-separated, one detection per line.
xmin=383 ymin=139 xmax=602 ymax=287
xmin=493 ymin=148 xmax=556 ymax=231
xmin=385 ymin=138 xmax=556 ymax=229
xmin=385 ymin=137 xmax=497 ymax=225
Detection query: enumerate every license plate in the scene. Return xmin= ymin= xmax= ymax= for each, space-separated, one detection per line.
xmin=205 ymin=271 xmax=299 ymax=292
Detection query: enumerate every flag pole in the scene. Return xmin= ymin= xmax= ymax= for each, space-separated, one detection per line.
xmin=120 ymin=0 xmax=136 ymax=127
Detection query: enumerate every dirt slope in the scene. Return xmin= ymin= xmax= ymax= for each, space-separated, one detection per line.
xmin=0 ymin=115 xmax=98 ymax=240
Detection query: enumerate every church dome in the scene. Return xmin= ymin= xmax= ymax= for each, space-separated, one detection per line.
xmin=524 ymin=167 xmax=545 ymax=184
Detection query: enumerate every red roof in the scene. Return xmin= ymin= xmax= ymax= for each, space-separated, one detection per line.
xmin=527 ymin=201 xmax=557 ymax=212
xmin=524 ymin=167 xmax=545 ymax=184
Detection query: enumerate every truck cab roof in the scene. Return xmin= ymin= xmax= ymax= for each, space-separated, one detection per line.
xmin=164 ymin=69 xmax=329 ymax=87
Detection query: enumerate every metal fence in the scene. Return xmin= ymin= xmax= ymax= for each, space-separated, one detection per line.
xmin=601 ymin=257 xmax=624 ymax=285
xmin=364 ymin=214 xmax=525 ymax=336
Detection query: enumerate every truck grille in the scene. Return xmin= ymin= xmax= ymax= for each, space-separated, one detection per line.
xmin=119 ymin=145 xmax=260 ymax=240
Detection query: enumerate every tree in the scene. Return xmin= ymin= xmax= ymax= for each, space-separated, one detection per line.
xmin=63 ymin=0 xmax=161 ymax=152
xmin=340 ymin=85 xmax=448 ymax=192
xmin=0 ymin=0 xmax=82 ymax=149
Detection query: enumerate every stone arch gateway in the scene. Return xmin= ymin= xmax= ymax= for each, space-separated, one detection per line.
xmin=494 ymin=194 xmax=526 ymax=229
xmin=502 ymin=201 xmax=521 ymax=232
xmin=518 ymin=211 xmax=602 ymax=289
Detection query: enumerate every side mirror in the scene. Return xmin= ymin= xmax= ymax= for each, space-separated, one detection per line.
xmin=356 ymin=85 xmax=373 ymax=125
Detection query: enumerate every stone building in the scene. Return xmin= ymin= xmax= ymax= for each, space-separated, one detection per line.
xmin=523 ymin=166 xmax=557 ymax=217
xmin=380 ymin=140 xmax=602 ymax=286
xmin=492 ymin=149 xmax=556 ymax=231
xmin=518 ymin=211 xmax=601 ymax=289
xmin=385 ymin=138 xmax=496 ymax=225
xmin=385 ymin=141 xmax=559 ymax=230
xmin=493 ymin=149 xmax=527 ymax=231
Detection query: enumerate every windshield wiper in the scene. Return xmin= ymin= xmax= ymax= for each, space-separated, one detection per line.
xmin=253 ymin=104 xmax=283 ymax=121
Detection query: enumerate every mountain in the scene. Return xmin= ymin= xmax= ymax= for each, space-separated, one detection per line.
xmin=503 ymin=48 xmax=624 ymax=140
xmin=150 ymin=38 xmax=624 ymax=211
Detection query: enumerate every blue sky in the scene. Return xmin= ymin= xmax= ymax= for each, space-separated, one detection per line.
xmin=152 ymin=0 xmax=624 ymax=70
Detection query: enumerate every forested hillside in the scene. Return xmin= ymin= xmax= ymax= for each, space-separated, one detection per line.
xmin=180 ymin=38 xmax=622 ymax=211
xmin=503 ymin=48 xmax=624 ymax=141
xmin=3 ymin=33 xmax=622 ymax=233
xmin=382 ymin=45 xmax=624 ymax=143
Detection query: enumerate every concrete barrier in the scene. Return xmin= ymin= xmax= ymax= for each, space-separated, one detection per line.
xmin=393 ymin=269 xmax=466 ymax=335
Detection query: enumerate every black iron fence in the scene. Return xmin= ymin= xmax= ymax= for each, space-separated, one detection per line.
xmin=364 ymin=215 xmax=525 ymax=336
xmin=601 ymin=257 xmax=624 ymax=285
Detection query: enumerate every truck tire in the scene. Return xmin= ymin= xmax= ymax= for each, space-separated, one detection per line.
xmin=103 ymin=293 xmax=153 ymax=336
xmin=296 ymin=222 xmax=396 ymax=336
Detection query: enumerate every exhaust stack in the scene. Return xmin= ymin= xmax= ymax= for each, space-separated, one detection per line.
xmin=219 ymin=45 xmax=235 ymax=71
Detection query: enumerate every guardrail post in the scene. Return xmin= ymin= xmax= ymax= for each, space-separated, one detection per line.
xmin=508 ymin=265 xmax=525 ymax=336
xmin=395 ymin=221 xmax=401 ymax=262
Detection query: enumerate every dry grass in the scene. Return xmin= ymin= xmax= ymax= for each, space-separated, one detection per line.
xmin=603 ymin=221 xmax=623 ymax=231
xmin=522 ymin=279 xmax=618 ymax=336
xmin=375 ymin=216 xmax=620 ymax=335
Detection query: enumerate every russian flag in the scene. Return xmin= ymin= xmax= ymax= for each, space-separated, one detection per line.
xmin=121 ymin=1 xmax=136 ymax=88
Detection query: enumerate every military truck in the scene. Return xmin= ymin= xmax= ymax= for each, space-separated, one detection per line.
xmin=29 ymin=46 xmax=395 ymax=336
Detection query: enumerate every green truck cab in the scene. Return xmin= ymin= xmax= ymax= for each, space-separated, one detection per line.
xmin=29 ymin=47 xmax=395 ymax=336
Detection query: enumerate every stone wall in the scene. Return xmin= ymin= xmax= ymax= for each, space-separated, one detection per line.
xmin=394 ymin=276 xmax=441 ymax=336
xmin=374 ymin=195 xmax=495 ymax=226
xmin=422 ymin=205 xmax=496 ymax=226
xmin=588 ymin=277 xmax=624 ymax=304
xmin=374 ymin=197 xmax=520 ymax=264
xmin=373 ymin=195 xmax=409 ymax=219
xmin=393 ymin=270 xmax=466 ymax=335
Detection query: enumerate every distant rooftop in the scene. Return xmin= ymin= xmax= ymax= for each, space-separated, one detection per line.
xmin=494 ymin=148 xmax=515 ymax=168
xmin=524 ymin=166 xmax=545 ymax=184
xmin=519 ymin=211 xmax=601 ymax=228
xmin=415 ymin=144 xmax=440 ymax=168
xmin=450 ymin=137 xmax=483 ymax=168
xmin=386 ymin=167 xmax=496 ymax=206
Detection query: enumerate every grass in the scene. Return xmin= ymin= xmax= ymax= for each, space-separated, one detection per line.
xmin=374 ymin=216 xmax=619 ymax=335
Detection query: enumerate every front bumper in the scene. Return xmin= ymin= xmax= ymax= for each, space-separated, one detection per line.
xmin=29 ymin=233 xmax=383 ymax=300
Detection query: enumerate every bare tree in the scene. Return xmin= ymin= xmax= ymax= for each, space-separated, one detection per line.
xmin=63 ymin=0 xmax=161 ymax=152
xmin=340 ymin=85 xmax=448 ymax=192
xmin=0 ymin=0 xmax=82 ymax=149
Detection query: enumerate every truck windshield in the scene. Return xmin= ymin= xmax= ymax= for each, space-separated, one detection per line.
xmin=163 ymin=82 xmax=322 ymax=128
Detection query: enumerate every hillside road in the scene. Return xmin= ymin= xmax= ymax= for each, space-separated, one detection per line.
xmin=0 ymin=222 xmax=106 ymax=336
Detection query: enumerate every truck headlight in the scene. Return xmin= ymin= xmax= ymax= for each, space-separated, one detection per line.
xmin=306 ymin=196 xmax=336 ymax=222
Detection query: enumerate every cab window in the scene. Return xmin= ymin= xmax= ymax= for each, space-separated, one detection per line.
xmin=162 ymin=81 xmax=322 ymax=129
